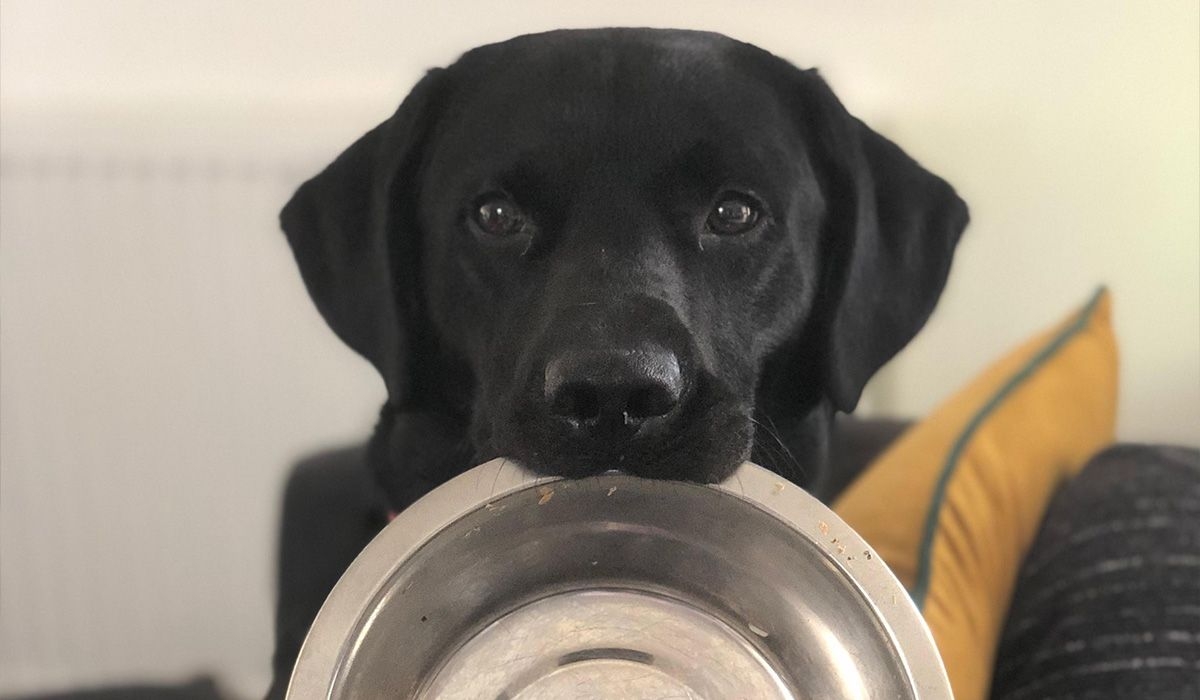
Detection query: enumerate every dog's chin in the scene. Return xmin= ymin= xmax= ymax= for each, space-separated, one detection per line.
xmin=492 ymin=400 xmax=754 ymax=484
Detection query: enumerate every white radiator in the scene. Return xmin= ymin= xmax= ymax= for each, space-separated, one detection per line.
xmin=0 ymin=149 xmax=385 ymax=698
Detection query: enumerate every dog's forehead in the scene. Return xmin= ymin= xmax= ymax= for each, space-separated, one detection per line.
xmin=430 ymin=29 xmax=797 ymax=175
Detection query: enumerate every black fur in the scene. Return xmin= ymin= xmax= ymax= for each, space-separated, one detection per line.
xmin=281 ymin=27 xmax=967 ymax=508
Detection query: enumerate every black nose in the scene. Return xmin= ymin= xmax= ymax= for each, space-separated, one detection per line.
xmin=543 ymin=346 xmax=683 ymax=433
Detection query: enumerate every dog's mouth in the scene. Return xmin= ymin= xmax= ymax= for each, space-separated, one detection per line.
xmin=488 ymin=372 xmax=754 ymax=483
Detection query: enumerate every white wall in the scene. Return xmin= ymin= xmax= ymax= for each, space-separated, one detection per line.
xmin=2 ymin=1 xmax=1196 ymax=696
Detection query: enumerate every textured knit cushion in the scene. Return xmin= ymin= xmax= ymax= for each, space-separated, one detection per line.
xmin=833 ymin=288 xmax=1119 ymax=700
xmin=990 ymin=445 xmax=1200 ymax=700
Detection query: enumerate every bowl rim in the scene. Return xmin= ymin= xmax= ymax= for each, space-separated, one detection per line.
xmin=286 ymin=459 xmax=950 ymax=699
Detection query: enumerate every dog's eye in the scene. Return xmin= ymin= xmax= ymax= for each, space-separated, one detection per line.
xmin=706 ymin=194 xmax=761 ymax=235
xmin=473 ymin=196 xmax=527 ymax=237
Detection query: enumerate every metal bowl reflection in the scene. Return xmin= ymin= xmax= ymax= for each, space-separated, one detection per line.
xmin=288 ymin=460 xmax=949 ymax=699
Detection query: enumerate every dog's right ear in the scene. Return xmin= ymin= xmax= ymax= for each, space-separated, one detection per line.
xmin=280 ymin=69 xmax=445 ymax=404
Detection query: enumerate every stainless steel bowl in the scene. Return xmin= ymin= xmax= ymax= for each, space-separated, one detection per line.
xmin=288 ymin=460 xmax=949 ymax=699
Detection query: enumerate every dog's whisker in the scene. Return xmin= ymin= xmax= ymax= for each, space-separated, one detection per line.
xmin=491 ymin=457 xmax=508 ymax=497
xmin=763 ymin=416 xmax=803 ymax=478
xmin=751 ymin=416 xmax=806 ymax=485
xmin=767 ymin=414 xmax=809 ymax=484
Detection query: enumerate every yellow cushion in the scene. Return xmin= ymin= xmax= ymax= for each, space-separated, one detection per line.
xmin=833 ymin=288 xmax=1118 ymax=700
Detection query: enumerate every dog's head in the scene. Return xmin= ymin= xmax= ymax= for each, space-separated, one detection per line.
xmin=282 ymin=29 xmax=967 ymax=502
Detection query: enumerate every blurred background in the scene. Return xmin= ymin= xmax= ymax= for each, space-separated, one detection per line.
xmin=1 ymin=1 xmax=1197 ymax=697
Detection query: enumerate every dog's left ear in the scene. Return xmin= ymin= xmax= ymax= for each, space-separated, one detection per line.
xmin=795 ymin=69 xmax=969 ymax=412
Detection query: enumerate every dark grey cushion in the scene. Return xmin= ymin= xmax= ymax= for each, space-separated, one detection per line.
xmin=991 ymin=445 xmax=1200 ymax=699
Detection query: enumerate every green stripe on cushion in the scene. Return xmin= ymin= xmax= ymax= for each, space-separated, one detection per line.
xmin=911 ymin=287 xmax=1108 ymax=609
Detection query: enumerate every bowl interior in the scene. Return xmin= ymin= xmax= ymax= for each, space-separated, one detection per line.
xmin=325 ymin=472 xmax=919 ymax=699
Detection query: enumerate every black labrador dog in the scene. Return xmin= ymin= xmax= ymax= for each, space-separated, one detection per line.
xmin=273 ymin=26 xmax=966 ymax=693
